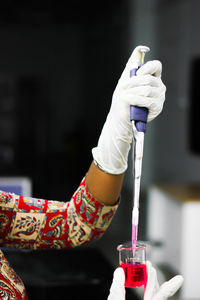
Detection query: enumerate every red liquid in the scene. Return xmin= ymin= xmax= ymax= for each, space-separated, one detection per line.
xmin=120 ymin=263 xmax=147 ymax=288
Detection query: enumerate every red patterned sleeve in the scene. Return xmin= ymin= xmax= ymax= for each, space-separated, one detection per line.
xmin=0 ymin=250 xmax=28 ymax=299
xmin=0 ymin=177 xmax=119 ymax=250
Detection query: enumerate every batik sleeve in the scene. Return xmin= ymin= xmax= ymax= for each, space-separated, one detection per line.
xmin=0 ymin=177 xmax=119 ymax=249
xmin=0 ymin=250 xmax=28 ymax=299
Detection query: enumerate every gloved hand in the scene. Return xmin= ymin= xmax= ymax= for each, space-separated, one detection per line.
xmin=144 ymin=261 xmax=184 ymax=300
xmin=92 ymin=45 xmax=166 ymax=174
xmin=107 ymin=268 xmax=126 ymax=300
xmin=107 ymin=262 xmax=183 ymax=300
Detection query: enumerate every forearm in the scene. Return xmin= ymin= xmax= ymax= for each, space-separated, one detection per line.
xmin=0 ymin=177 xmax=118 ymax=249
xmin=86 ymin=161 xmax=124 ymax=206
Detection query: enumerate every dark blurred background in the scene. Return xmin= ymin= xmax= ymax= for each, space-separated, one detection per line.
xmin=1 ymin=0 xmax=200 ymax=299
xmin=0 ymin=1 xmax=133 ymax=299
xmin=0 ymin=0 xmax=130 ymax=201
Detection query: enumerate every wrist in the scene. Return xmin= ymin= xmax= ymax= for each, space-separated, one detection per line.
xmin=86 ymin=162 xmax=124 ymax=206
xmin=92 ymin=113 xmax=132 ymax=174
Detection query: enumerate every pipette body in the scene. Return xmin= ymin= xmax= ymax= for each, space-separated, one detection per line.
xmin=130 ymin=46 xmax=150 ymax=251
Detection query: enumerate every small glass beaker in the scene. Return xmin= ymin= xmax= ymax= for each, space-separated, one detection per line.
xmin=117 ymin=241 xmax=147 ymax=288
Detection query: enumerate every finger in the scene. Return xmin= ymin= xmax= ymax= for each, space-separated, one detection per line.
xmin=121 ymin=91 xmax=165 ymax=110
xmin=144 ymin=262 xmax=160 ymax=300
xmin=122 ymin=74 xmax=162 ymax=89
xmin=147 ymin=103 xmax=165 ymax=122
xmin=112 ymin=268 xmax=125 ymax=284
xmin=119 ymin=45 xmax=150 ymax=81
xmin=127 ymin=45 xmax=149 ymax=67
xmin=124 ymin=86 xmax=165 ymax=98
xmin=153 ymin=275 xmax=184 ymax=300
xmin=107 ymin=268 xmax=126 ymax=300
xmin=137 ymin=60 xmax=162 ymax=77
xmin=146 ymin=261 xmax=153 ymax=273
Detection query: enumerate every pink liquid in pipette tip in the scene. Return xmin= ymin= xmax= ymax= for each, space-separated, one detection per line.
xmin=132 ymin=224 xmax=138 ymax=251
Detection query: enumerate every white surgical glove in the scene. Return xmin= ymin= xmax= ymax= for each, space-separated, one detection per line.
xmin=144 ymin=261 xmax=184 ymax=300
xmin=107 ymin=268 xmax=126 ymax=300
xmin=107 ymin=263 xmax=183 ymax=300
xmin=92 ymin=46 xmax=166 ymax=174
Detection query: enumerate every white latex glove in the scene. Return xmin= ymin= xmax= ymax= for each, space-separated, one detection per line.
xmin=92 ymin=45 xmax=166 ymax=174
xmin=144 ymin=261 xmax=184 ymax=300
xmin=107 ymin=268 xmax=126 ymax=300
xmin=107 ymin=263 xmax=183 ymax=300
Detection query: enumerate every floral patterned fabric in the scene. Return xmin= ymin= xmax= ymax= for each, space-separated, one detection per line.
xmin=0 ymin=176 xmax=119 ymax=299
xmin=0 ymin=250 xmax=28 ymax=299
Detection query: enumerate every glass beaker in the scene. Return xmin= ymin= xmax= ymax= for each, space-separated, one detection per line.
xmin=117 ymin=241 xmax=147 ymax=288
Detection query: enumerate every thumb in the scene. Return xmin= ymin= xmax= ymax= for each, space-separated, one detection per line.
xmin=127 ymin=45 xmax=150 ymax=68
xmin=153 ymin=275 xmax=184 ymax=300
xmin=119 ymin=45 xmax=150 ymax=82
xmin=107 ymin=268 xmax=126 ymax=300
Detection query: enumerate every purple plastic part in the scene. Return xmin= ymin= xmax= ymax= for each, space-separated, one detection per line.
xmin=130 ymin=106 xmax=148 ymax=132
xmin=130 ymin=68 xmax=137 ymax=77
xmin=130 ymin=67 xmax=148 ymax=132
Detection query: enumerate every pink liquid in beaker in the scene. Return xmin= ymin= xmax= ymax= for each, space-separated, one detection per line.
xmin=120 ymin=263 xmax=147 ymax=288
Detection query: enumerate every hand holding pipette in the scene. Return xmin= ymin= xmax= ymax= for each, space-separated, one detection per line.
xmin=92 ymin=46 xmax=166 ymax=176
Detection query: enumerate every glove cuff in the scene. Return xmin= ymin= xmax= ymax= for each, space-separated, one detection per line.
xmin=92 ymin=113 xmax=132 ymax=175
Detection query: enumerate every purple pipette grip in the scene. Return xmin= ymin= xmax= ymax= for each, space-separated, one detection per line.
xmin=130 ymin=67 xmax=148 ymax=132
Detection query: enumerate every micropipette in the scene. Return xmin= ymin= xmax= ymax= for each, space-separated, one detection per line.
xmin=130 ymin=46 xmax=150 ymax=251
